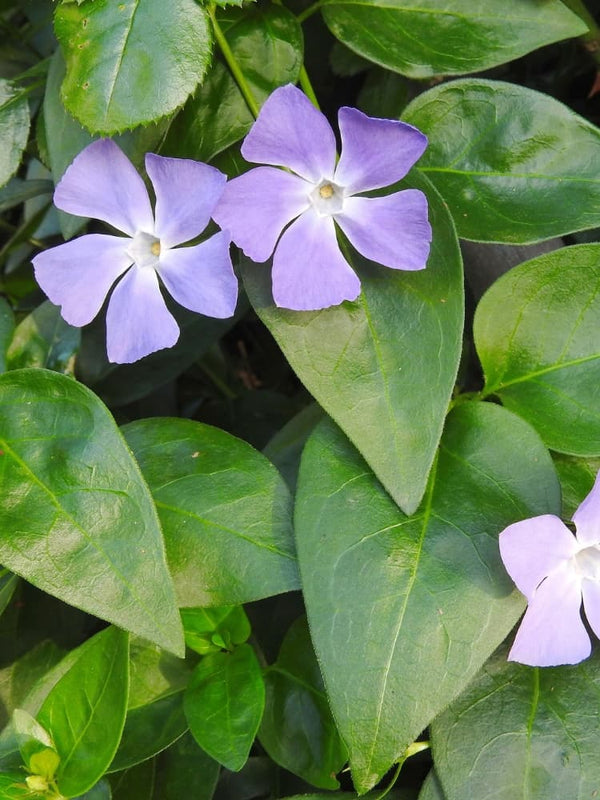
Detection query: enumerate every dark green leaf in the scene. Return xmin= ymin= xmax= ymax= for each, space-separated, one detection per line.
xmin=322 ymin=0 xmax=585 ymax=78
xmin=263 ymin=404 xmax=324 ymax=493
xmin=553 ymin=454 xmax=600 ymax=519
xmin=295 ymin=403 xmax=560 ymax=791
xmin=185 ymin=644 xmax=265 ymax=771
xmin=109 ymin=692 xmax=187 ymax=772
xmin=475 ymin=244 xmax=600 ymax=455
xmin=418 ymin=772 xmax=447 ymax=800
xmin=163 ymin=5 xmax=302 ymax=162
xmin=123 ymin=418 xmax=299 ymax=607
xmin=0 ymin=369 xmax=184 ymax=655
xmin=156 ymin=733 xmax=219 ymax=800
xmin=259 ymin=617 xmax=347 ymax=790
xmin=432 ymin=646 xmax=600 ymax=800
xmin=109 ymin=760 xmax=156 ymax=800
xmin=404 ymin=80 xmax=600 ymax=243
xmin=0 ymin=79 xmax=30 ymax=188
xmin=0 ymin=178 xmax=52 ymax=214
xmin=6 ymin=301 xmax=80 ymax=373
xmin=0 ymin=299 xmax=14 ymax=375
xmin=54 ymin=0 xmax=212 ymax=133
xmin=0 ymin=571 xmax=17 ymax=619
xmin=242 ymin=171 xmax=463 ymax=515
xmin=37 ymin=626 xmax=129 ymax=798
xmin=75 ymin=778 xmax=112 ymax=799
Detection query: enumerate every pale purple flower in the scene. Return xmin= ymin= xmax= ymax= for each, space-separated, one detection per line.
xmin=33 ymin=139 xmax=238 ymax=364
xmin=499 ymin=471 xmax=600 ymax=666
xmin=213 ymin=84 xmax=432 ymax=311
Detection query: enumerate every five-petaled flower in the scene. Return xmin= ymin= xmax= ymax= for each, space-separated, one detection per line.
xmin=499 ymin=470 xmax=600 ymax=666
xmin=33 ymin=139 xmax=238 ymax=364
xmin=213 ymin=83 xmax=432 ymax=311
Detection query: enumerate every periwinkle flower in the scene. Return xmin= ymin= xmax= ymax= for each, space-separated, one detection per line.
xmin=33 ymin=139 xmax=238 ymax=364
xmin=499 ymin=471 xmax=600 ymax=666
xmin=213 ymin=84 xmax=432 ymax=311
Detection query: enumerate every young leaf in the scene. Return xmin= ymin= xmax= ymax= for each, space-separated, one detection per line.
xmin=404 ymin=80 xmax=600 ymax=243
xmin=242 ymin=171 xmax=462 ymax=515
xmin=259 ymin=617 xmax=347 ymax=789
xmin=181 ymin=606 xmax=251 ymax=656
xmin=123 ymin=418 xmax=299 ymax=607
xmin=321 ymin=0 xmax=585 ymax=79
xmin=475 ymin=244 xmax=600 ymax=455
xmin=432 ymin=646 xmax=600 ymax=800
xmin=0 ymin=369 xmax=184 ymax=655
xmin=37 ymin=626 xmax=129 ymax=798
xmin=184 ymin=644 xmax=265 ymax=771
xmin=295 ymin=403 xmax=560 ymax=792
xmin=54 ymin=0 xmax=212 ymax=133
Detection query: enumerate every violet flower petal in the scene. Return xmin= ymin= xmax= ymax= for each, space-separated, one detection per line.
xmin=241 ymin=84 xmax=337 ymax=183
xmin=32 ymin=234 xmax=133 ymax=327
xmin=106 ymin=266 xmax=179 ymax=363
xmin=157 ymin=232 xmax=238 ymax=319
xmin=54 ymin=140 xmax=154 ymax=237
xmin=508 ymin=563 xmax=589 ymax=666
xmin=336 ymin=190 xmax=431 ymax=271
xmin=213 ymin=167 xmax=310 ymax=262
xmin=145 ymin=154 xmax=227 ymax=249
xmin=573 ymin=470 xmax=600 ymax=546
xmin=334 ymin=107 xmax=428 ymax=195
xmin=498 ymin=515 xmax=577 ymax=601
xmin=582 ymin=579 xmax=600 ymax=640
xmin=272 ymin=209 xmax=361 ymax=310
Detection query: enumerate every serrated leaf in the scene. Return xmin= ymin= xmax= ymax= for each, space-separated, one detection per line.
xmin=404 ymin=79 xmax=600 ymax=243
xmin=432 ymin=646 xmax=600 ymax=800
xmin=295 ymin=403 xmax=560 ymax=791
xmin=475 ymin=244 xmax=600 ymax=455
xmin=242 ymin=171 xmax=463 ymax=515
xmin=54 ymin=0 xmax=212 ymax=133
xmin=321 ymin=0 xmax=586 ymax=79
xmin=122 ymin=418 xmax=299 ymax=607
xmin=0 ymin=369 xmax=184 ymax=655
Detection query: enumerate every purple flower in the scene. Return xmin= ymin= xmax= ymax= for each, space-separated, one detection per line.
xmin=213 ymin=84 xmax=432 ymax=311
xmin=499 ymin=471 xmax=600 ymax=666
xmin=33 ymin=139 xmax=238 ymax=364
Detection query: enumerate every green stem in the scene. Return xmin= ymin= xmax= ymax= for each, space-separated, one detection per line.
xmin=208 ymin=4 xmax=260 ymax=118
xmin=297 ymin=0 xmax=323 ymax=23
xmin=298 ymin=65 xmax=320 ymax=109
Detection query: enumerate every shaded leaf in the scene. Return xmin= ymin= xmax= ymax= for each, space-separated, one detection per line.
xmin=0 ymin=79 xmax=30 ymax=188
xmin=7 ymin=301 xmax=80 ymax=374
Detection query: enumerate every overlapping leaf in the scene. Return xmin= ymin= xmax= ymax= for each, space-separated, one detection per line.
xmin=295 ymin=403 xmax=560 ymax=791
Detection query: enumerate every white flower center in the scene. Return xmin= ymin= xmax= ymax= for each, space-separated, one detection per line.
xmin=127 ymin=230 xmax=161 ymax=269
xmin=574 ymin=544 xmax=600 ymax=581
xmin=309 ymin=180 xmax=345 ymax=216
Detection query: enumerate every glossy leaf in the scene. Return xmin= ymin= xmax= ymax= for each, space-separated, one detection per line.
xmin=6 ymin=301 xmax=80 ymax=373
xmin=242 ymin=171 xmax=463 ymax=515
xmin=404 ymin=80 xmax=600 ymax=243
xmin=295 ymin=403 xmax=560 ymax=792
xmin=0 ymin=79 xmax=30 ymax=188
xmin=259 ymin=617 xmax=347 ymax=790
xmin=155 ymin=733 xmax=220 ymax=800
xmin=432 ymin=646 xmax=600 ymax=800
xmin=321 ymin=0 xmax=585 ymax=79
xmin=162 ymin=5 xmax=303 ymax=162
xmin=54 ymin=0 xmax=212 ymax=133
xmin=185 ymin=644 xmax=265 ymax=771
xmin=0 ymin=369 xmax=184 ymax=655
xmin=37 ymin=626 xmax=129 ymax=798
xmin=475 ymin=244 xmax=600 ymax=455
xmin=123 ymin=418 xmax=299 ymax=607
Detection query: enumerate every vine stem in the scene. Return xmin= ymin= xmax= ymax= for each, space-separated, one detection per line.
xmin=208 ymin=4 xmax=260 ymax=118
xmin=297 ymin=0 xmax=323 ymax=23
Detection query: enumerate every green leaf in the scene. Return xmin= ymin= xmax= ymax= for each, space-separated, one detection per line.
xmin=128 ymin=638 xmax=191 ymax=710
xmin=181 ymin=606 xmax=250 ymax=656
xmin=321 ymin=0 xmax=586 ymax=79
xmin=0 ymin=179 xmax=52 ymax=214
xmin=259 ymin=617 xmax=347 ymax=790
xmin=295 ymin=403 xmax=560 ymax=792
xmin=0 ymin=571 xmax=17 ymax=619
xmin=109 ymin=760 xmax=156 ymax=800
xmin=155 ymin=733 xmax=220 ymax=800
xmin=37 ymin=627 xmax=129 ymax=798
xmin=0 ymin=79 xmax=30 ymax=188
xmin=6 ymin=301 xmax=80 ymax=373
xmin=54 ymin=0 xmax=212 ymax=133
xmin=403 ymin=79 xmax=600 ymax=243
xmin=76 ymin=778 xmax=112 ymax=800
xmin=122 ymin=418 xmax=299 ymax=607
xmin=185 ymin=644 xmax=265 ymax=771
xmin=553 ymin=454 xmax=600 ymax=519
xmin=109 ymin=692 xmax=187 ymax=772
xmin=162 ymin=4 xmax=302 ymax=162
xmin=0 ymin=369 xmax=184 ymax=655
xmin=242 ymin=171 xmax=463 ymax=515
xmin=263 ymin=404 xmax=324 ymax=493
xmin=12 ymin=709 xmax=53 ymax=770
xmin=475 ymin=244 xmax=600 ymax=455
xmin=0 ymin=773 xmax=30 ymax=799
xmin=0 ymin=299 xmax=14 ymax=375
xmin=419 ymin=772 xmax=447 ymax=800
xmin=432 ymin=646 xmax=600 ymax=800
